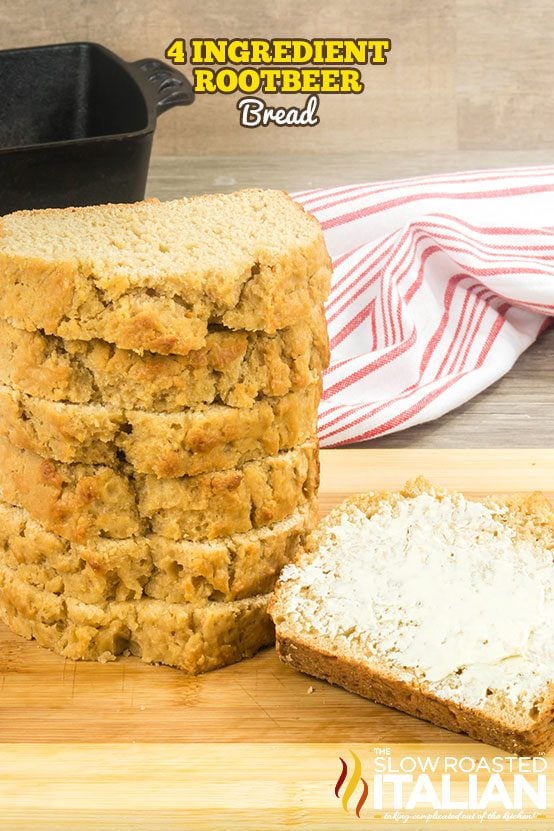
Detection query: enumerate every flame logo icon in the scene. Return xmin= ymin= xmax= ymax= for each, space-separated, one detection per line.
xmin=335 ymin=750 xmax=369 ymax=818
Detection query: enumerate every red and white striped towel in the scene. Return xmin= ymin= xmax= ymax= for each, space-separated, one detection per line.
xmin=294 ymin=166 xmax=554 ymax=446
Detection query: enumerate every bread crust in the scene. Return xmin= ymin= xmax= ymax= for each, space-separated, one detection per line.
xmin=0 ymin=383 xmax=320 ymax=476
xmin=276 ymin=635 xmax=554 ymax=756
xmin=0 ymin=498 xmax=318 ymax=605
xmin=0 ymin=310 xmax=329 ymax=411
xmin=270 ymin=478 xmax=554 ymax=755
xmin=0 ymin=563 xmax=273 ymax=674
xmin=0 ymin=192 xmax=331 ymax=354
xmin=0 ymin=437 xmax=319 ymax=543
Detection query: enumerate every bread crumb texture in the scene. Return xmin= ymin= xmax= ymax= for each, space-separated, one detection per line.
xmin=0 ymin=309 xmax=329 ymax=411
xmin=0 ymin=382 xmax=320 ymax=476
xmin=0 ymin=497 xmax=318 ymax=606
xmin=0 ymin=437 xmax=319 ymax=543
xmin=0 ymin=191 xmax=331 ymax=354
xmin=0 ymin=562 xmax=274 ymax=674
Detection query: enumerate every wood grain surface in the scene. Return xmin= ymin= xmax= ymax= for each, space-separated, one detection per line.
xmin=0 ymin=743 xmax=551 ymax=831
xmin=0 ymin=448 xmax=552 ymax=745
xmin=0 ymin=448 xmax=553 ymax=830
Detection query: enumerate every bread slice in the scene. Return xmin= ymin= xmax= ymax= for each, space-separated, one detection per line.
xmin=0 ymin=497 xmax=317 ymax=606
xmin=0 ymin=191 xmax=331 ymax=355
xmin=0 ymin=308 xmax=328 ymax=411
xmin=269 ymin=478 xmax=554 ymax=755
xmin=0 ymin=437 xmax=319 ymax=543
xmin=0 ymin=563 xmax=273 ymax=673
xmin=0 ymin=382 xmax=320 ymax=476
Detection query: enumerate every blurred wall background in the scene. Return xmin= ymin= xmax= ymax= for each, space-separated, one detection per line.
xmin=1 ymin=0 xmax=552 ymax=157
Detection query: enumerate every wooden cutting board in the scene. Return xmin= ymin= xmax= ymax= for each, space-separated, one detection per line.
xmin=0 ymin=447 xmax=551 ymax=744
xmin=0 ymin=449 xmax=552 ymax=830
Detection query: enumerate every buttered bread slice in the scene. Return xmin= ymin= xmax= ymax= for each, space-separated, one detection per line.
xmin=270 ymin=478 xmax=554 ymax=755
xmin=0 ymin=191 xmax=331 ymax=354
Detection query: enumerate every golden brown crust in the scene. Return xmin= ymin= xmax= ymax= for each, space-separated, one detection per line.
xmin=0 ymin=310 xmax=329 ymax=411
xmin=276 ymin=635 xmax=554 ymax=755
xmin=0 ymin=498 xmax=318 ymax=605
xmin=0 ymin=192 xmax=332 ymax=354
xmin=0 ymin=383 xmax=321 ymax=476
xmin=270 ymin=478 xmax=554 ymax=755
xmin=0 ymin=437 xmax=319 ymax=543
xmin=0 ymin=563 xmax=274 ymax=674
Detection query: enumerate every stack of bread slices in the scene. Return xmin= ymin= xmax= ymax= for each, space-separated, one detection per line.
xmin=0 ymin=190 xmax=331 ymax=673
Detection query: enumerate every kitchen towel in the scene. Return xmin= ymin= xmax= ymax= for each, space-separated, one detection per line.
xmin=294 ymin=166 xmax=554 ymax=446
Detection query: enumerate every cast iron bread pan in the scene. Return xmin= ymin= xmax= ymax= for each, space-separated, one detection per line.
xmin=0 ymin=41 xmax=194 ymax=213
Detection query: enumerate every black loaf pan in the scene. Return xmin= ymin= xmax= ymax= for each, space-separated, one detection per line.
xmin=0 ymin=41 xmax=194 ymax=214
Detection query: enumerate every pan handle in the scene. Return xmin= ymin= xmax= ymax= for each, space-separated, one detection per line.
xmin=132 ymin=58 xmax=194 ymax=115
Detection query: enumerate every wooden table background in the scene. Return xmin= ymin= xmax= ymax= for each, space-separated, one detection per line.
xmin=148 ymin=152 xmax=554 ymax=450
